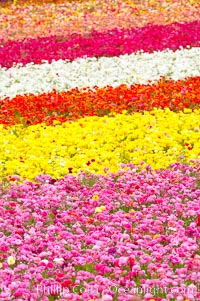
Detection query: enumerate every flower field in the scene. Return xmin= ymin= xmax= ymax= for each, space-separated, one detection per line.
xmin=0 ymin=0 xmax=200 ymax=300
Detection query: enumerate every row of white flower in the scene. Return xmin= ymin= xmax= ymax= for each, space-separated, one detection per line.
xmin=0 ymin=47 xmax=200 ymax=99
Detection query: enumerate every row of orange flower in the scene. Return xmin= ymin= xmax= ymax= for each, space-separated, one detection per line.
xmin=1 ymin=76 xmax=199 ymax=126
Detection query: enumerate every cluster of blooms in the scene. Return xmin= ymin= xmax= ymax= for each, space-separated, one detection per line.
xmin=0 ymin=77 xmax=199 ymax=125
xmin=0 ymin=20 xmax=200 ymax=68
xmin=0 ymin=163 xmax=200 ymax=300
xmin=0 ymin=109 xmax=200 ymax=181
xmin=1 ymin=47 xmax=200 ymax=99
xmin=0 ymin=0 xmax=200 ymax=300
xmin=0 ymin=0 xmax=199 ymax=42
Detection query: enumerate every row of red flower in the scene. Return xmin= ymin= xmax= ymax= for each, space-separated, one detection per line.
xmin=0 ymin=76 xmax=199 ymax=125
xmin=0 ymin=20 xmax=200 ymax=68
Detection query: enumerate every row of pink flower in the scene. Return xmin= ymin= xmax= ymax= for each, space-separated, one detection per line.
xmin=0 ymin=162 xmax=200 ymax=300
xmin=0 ymin=20 xmax=200 ymax=68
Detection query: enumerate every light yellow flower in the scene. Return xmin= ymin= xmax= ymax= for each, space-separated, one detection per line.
xmin=95 ymin=206 xmax=106 ymax=213
xmin=7 ymin=256 xmax=15 ymax=265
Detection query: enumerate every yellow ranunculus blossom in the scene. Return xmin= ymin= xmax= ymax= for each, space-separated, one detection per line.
xmin=92 ymin=194 xmax=99 ymax=201
xmin=0 ymin=109 xmax=199 ymax=181
xmin=7 ymin=256 xmax=16 ymax=265
xmin=95 ymin=206 xmax=106 ymax=213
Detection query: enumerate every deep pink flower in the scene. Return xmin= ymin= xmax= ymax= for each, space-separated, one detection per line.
xmin=13 ymin=289 xmax=23 ymax=298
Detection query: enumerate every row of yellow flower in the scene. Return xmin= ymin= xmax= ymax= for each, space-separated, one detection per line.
xmin=1 ymin=108 xmax=199 ymax=181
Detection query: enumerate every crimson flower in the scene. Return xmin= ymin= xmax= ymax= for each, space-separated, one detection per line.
xmin=197 ymin=215 xmax=200 ymax=226
xmin=128 ymin=256 xmax=135 ymax=269
xmin=68 ymin=167 xmax=73 ymax=173
xmin=62 ymin=279 xmax=74 ymax=288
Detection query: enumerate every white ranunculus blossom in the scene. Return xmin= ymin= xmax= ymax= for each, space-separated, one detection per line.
xmin=0 ymin=47 xmax=200 ymax=100
xmin=53 ymin=258 xmax=64 ymax=265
